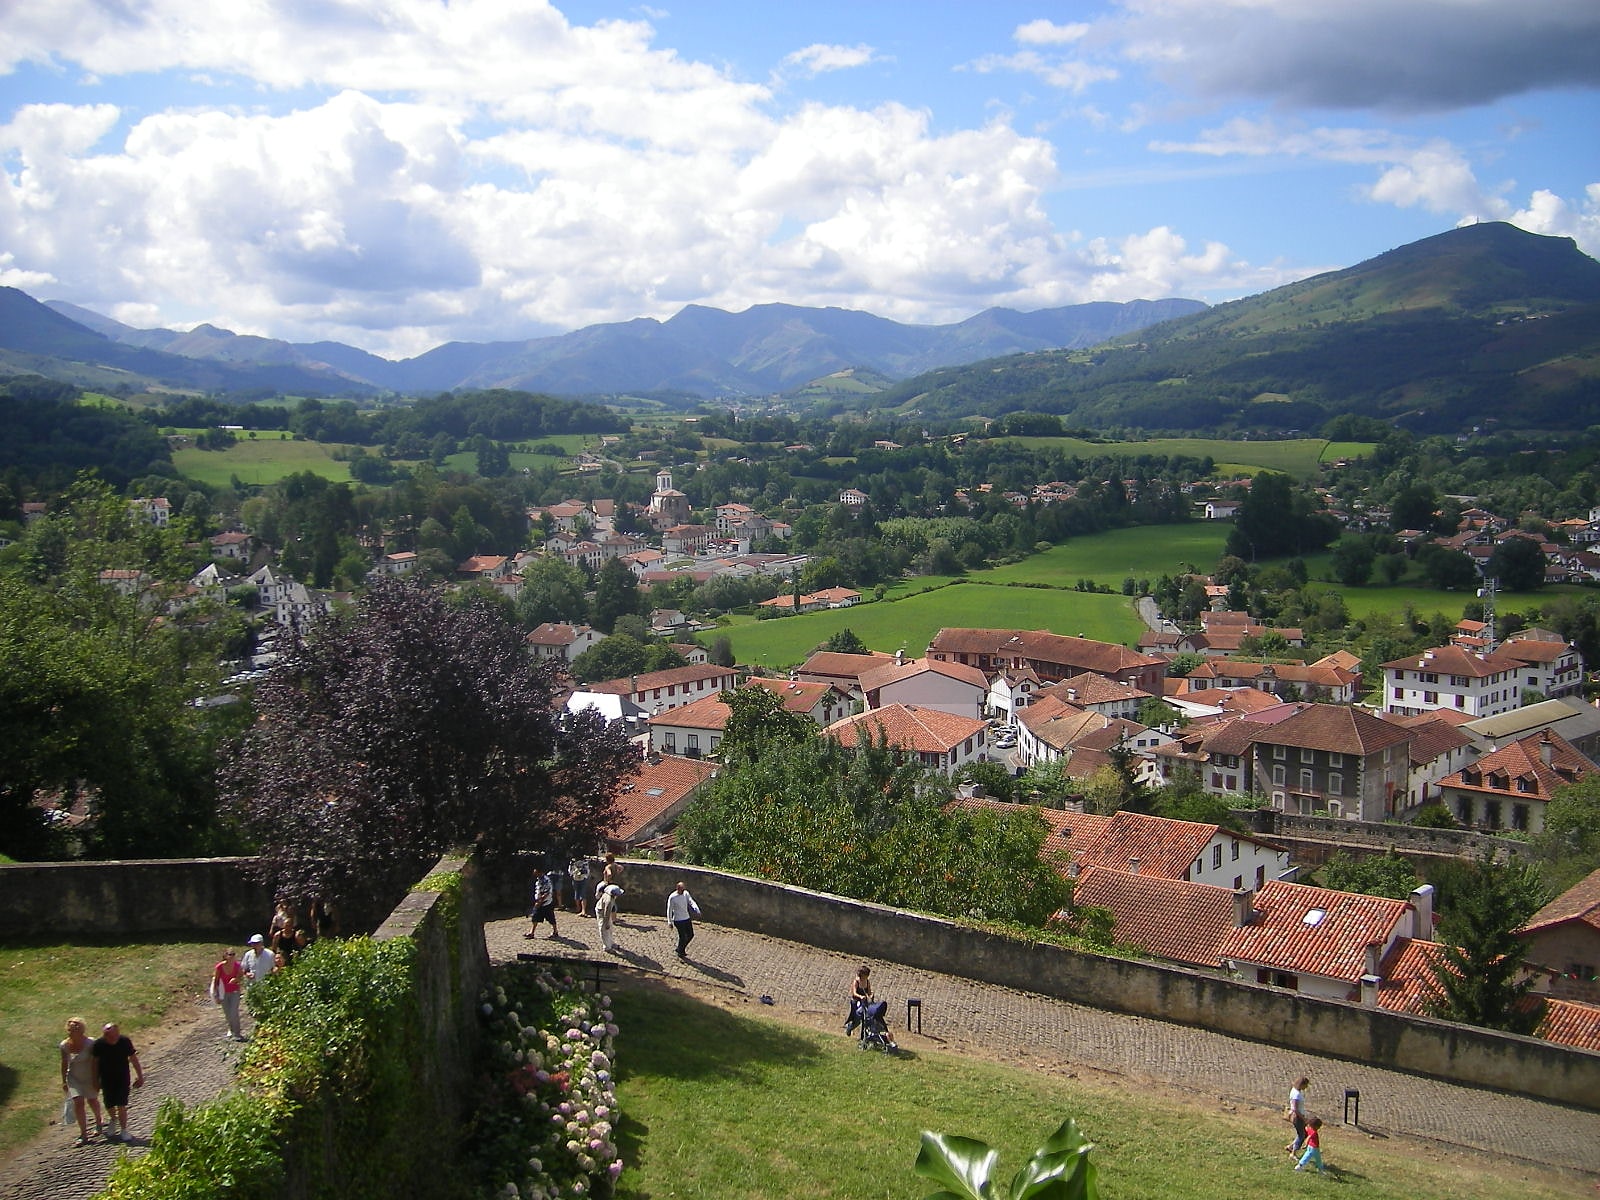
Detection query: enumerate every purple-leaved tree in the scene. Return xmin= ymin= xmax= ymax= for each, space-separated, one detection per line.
xmin=225 ymin=577 xmax=637 ymax=909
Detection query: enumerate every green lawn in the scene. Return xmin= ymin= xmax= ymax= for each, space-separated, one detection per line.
xmin=718 ymin=584 xmax=1141 ymax=670
xmin=611 ymin=984 xmax=1578 ymax=1200
xmin=0 ymin=937 xmax=221 ymax=1158
xmin=985 ymin=523 xmax=1232 ymax=590
xmin=171 ymin=435 xmax=355 ymax=487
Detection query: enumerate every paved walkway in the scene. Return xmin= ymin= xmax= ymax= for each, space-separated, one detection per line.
xmin=0 ymin=1000 xmax=254 ymax=1200
xmin=485 ymin=910 xmax=1600 ymax=1182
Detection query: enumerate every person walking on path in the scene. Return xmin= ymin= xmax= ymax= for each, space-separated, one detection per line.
xmin=59 ymin=1017 xmax=104 ymax=1146
xmin=210 ymin=948 xmax=247 ymax=1041
xmin=666 ymin=880 xmax=701 ymax=958
xmin=569 ymin=855 xmax=591 ymax=916
xmin=1294 ymin=1117 xmax=1328 ymax=1174
xmin=1285 ymin=1076 xmax=1310 ymax=1156
xmin=525 ymin=869 xmax=559 ymax=939
xmin=90 ymin=1023 xmax=143 ymax=1144
xmin=242 ymin=934 xmax=276 ymax=988
xmin=844 ymin=964 xmax=874 ymax=1034
xmin=595 ymin=884 xmax=621 ymax=953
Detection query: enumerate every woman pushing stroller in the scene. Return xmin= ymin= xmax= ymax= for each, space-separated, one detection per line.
xmin=843 ymin=964 xmax=898 ymax=1052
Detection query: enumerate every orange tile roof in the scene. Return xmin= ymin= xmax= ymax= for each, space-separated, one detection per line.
xmin=1249 ymin=703 xmax=1414 ymax=756
xmin=1520 ymin=867 xmax=1600 ymax=937
xmin=825 ymin=703 xmax=984 ymax=754
xmin=927 ymin=628 xmax=1164 ymax=676
xmin=745 ymin=677 xmax=840 ymax=712
xmin=1381 ymin=643 xmax=1523 ymax=678
xmin=796 ymin=650 xmax=896 ymax=681
xmin=1070 ymin=867 xmax=1236 ymax=968
xmin=1534 ymin=998 xmax=1600 ymax=1052
xmin=1074 ymin=810 xmax=1216 ymax=881
xmin=1047 ymin=673 xmax=1152 ymax=706
xmin=608 ymin=754 xmax=717 ymax=842
xmin=648 ymin=693 xmax=731 ymax=731
xmin=859 ymin=656 xmax=989 ymax=692
xmin=1441 ymin=729 xmax=1593 ymax=801
xmin=1219 ymin=880 xmax=1412 ymax=985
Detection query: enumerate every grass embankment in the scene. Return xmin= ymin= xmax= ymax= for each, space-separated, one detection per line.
xmin=171 ymin=435 xmax=355 ymax=487
xmin=611 ymin=984 xmax=1581 ymax=1200
xmin=0 ymin=938 xmax=219 ymax=1158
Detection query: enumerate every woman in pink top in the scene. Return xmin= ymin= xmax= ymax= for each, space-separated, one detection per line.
xmin=211 ymin=948 xmax=246 ymax=1041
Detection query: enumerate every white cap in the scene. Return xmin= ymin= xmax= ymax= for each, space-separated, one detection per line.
xmin=248 ymin=934 xmax=265 ymax=945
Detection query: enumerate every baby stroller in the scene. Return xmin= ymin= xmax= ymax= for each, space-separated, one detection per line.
xmin=848 ymin=998 xmax=899 ymax=1054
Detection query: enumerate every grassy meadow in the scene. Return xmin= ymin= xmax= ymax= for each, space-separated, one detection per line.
xmin=1001 ymin=436 xmax=1373 ymax=480
xmin=986 ymin=522 xmax=1232 ymax=590
xmin=611 ymin=984 xmax=1583 ymax=1200
xmin=0 ymin=938 xmax=219 ymax=1158
xmin=718 ymin=584 xmax=1141 ymax=670
xmin=171 ymin=433 xmax=354 ymax=487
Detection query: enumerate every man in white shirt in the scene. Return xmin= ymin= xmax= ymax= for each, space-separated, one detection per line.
xmin=242 ymin=934 xmax=277 ymax=987
xmin=665 ymin=881 xmax=701 ymax=959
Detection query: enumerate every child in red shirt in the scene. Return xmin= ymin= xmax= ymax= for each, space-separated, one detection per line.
xmin=1294 ymin=1117 xmax=1327 ymax=1174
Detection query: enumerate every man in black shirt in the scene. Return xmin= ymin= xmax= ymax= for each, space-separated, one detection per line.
xmin=90 ymin=1023 xmax=144 ymax=1143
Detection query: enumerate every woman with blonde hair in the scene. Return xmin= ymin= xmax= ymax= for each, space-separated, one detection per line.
xmin=59 ymin=1017 xmax=104 ymax=1146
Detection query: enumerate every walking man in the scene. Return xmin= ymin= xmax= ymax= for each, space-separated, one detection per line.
xmin=525 ymin=867 xmax=559 ymax=939
xmin=242 ymin=934 xmax=277 ymax=988
xmin=90 ymin=1023 xmax=143 ymax=1143
xmin=666 ymin=880 xmax=701 ymax=959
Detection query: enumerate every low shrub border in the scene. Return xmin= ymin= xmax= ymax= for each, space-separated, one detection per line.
xmin=466 ymin=961 xmax=622 ymax=1199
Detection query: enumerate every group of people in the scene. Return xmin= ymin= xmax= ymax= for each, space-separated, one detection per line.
xmin=526 ymin=856 xmax=701 ymax=959
xmin=209 ymin=899 xmax=337 ymax=1041
xmin=58 ymin=1018 xmax=144 ymax=1147
xmin=1285 ymin=1075 xmax=1329 ymax=1175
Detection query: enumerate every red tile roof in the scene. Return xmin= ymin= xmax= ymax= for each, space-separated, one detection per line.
xmin=1441 ymin=729 xmax=1594 ymax=801
xmin=1520 ymin=867 xmax=1600 ymax=937
xmin=648 ymin=693 xmax=731 ymax=732
xmin=588 ymin=663 xmax=738 ymax=695
xmin=825 ymin=703 xmax=984 ymax=754
xmin=1074 ymin=810 xmax=1216 ymax=881
xmin=1250 ymin=703 xmax=1414 ymax=756
xmin=1381 ymin=643 xmax=1523 ymax=678
xmin=608 ymin=754 xmax=717 ymax=843
xmin=1070 ymin=866 xmax=1236 ymax=968
xmin=745 ymin=677 xmax=841 ymax=712
xmin=927 ymin=628 xmax=1164 ymax=677
xmin=1218 ymin=879 xmax=1412 ymax=985
xmin=859 ymin=656 xmax=989 ymax=692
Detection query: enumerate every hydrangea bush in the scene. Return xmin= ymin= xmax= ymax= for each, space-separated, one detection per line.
xmin=469 ymin=962 xmax=622 ymax=1200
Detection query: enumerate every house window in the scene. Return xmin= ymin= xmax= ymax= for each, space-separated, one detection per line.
xmin=1329 ymin=773 xmax=1344 ymax=795
xmin=686 ymin=734 xmax=700 ymax=751
xmin=1211 ymin=772 xmax=1223 ymax=788
xmin=1212 ymin=845 xmax=1222 ymax=869
xmin=1512 ymin=803 xmax=1530 ymax=832
xmin=1423 ymin=691 xmax=1438 ymax=704
xmin=663 ymin=732 xmax=676 ymax=751
xmin=1234 ymin=876 xmax=1243 ymax=890
xmin=1273 ymin=745 xmax=1287 ymax=760
xmin=1231 ymin=839 xmax=1240 ymax=861
xmin=1256 ymin=865 xmax=1266 ymax=889
xmin=1484 ymin=800 xmax=1502 ymax=829
xmin=1328 ymin=753 xmax=1344 ymax=767
xmin=1300 ymin=748 xmax=1314 ymax=764
xmin=1455 ymin=694 xmax=1465 ymax=708
xmin=1299 ymin=769 xmax=1314 ymax=793
xmin=1272 ymin=766 xmax=1286 ymax=787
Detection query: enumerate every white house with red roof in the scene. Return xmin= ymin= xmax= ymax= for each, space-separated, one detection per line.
xmin=1072 ymin=809 xmax=1291 ymax=894
xmin=1070 ymin=866 xmax=1242 ymax=969
xmin=1219 ymin=878 xmax=1426 ymax=1000
xmin=824 ymin=704 xmax=988 ymax=775
xmin=525 ymin=622 xmax=603 ymax=663
xmin=588 ymin=663 xmax=740 ymax=717
xmin=1041 ymin=672 xmax=1151 ymax=720
xmin=1381 ymin=643 xmax=1528 ymax=719
xmin=1437 ymin=728 xmax=1595 ymax=834
xmin=794 ymin=650 xmax=896 ymax=703
xmin=858 ymin=656 xmax=989 ymax=719
xmin=1496 ymin=631 xmax=1585 ymax=700
xmin=926 ymin=627 xmax=1167 ymax=693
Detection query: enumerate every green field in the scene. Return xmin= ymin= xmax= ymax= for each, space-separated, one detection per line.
xmin=718 ymin=584 xmax=1141 ymax=670
xmin=172 ymin=434 xmax=355 ymax=487
xmin=986 ymin=523 xmax=1232 ymax=589
xmin=1003 ymin=436 xmax=1373 ymax=480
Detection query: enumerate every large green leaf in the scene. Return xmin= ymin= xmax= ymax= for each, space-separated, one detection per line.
xmin=915 ymin=1131 xmax=1000 ymax=1200
xmin=1007 ymin=1117 xmax=1098 ymax=1200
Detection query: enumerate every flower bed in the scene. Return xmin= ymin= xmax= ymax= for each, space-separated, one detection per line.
xmin=470 ymin=961 xmax=622 ymax=1200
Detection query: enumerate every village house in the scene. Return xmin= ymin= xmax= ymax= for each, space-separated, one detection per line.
xmin=926 ymin=628 xmax=1166 ymax=693
xmin=823 ymin=704 xmax=988 ymax=776
xmin=1382 ymin=643 xmax=1530 ymax=720
xmin=1518 ymin=868 xmax=1600 ymax=1004
xmin=587 ymin=662 xmax=740 ymax=717
xmin=1437 ymin=729 xmax=1594 ymax=834
xmin=525 ymin=622 xmax=604 ymax=664
xmin=793 ymin=649 xmax=896 ymax=707
xmin=858 ymin=656 xmax=989 ymax=719
xmin=602 ymin=753 xmax=720 ymax=854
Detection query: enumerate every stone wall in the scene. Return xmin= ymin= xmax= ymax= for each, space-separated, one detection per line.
xmin=0 ymin=857 xmax=273 ymax=939
xmin=477 ymin=855 xmax=1600 ymax=1111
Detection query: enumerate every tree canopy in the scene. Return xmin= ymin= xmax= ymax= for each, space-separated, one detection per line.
xmin=225 ymin=577 xmax=637 ymax=906
xmin=1424 ymin=855 xmax=1548 ymax=1035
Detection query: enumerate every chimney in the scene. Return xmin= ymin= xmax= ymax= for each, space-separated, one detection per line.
xmin=895 ymin=648 xmax=904 ymax=665
xmin=1363 ymin=940 xmax=1383 ymax=979
xmin=1232 ymin=887 xmax=1254 ymax=927
xmin=1409 ymin=883 xmax=1434 ymax=936
xmin=1539 ymin=732 xmax=1554 ymax=767
xmin=1128 ymin=857 xmax=1141 ymax=874
xmin=1066 ymin=860 xmax=1081 ymax=880
xmin=1360 ymin=974 xmax=1381 ymax=1007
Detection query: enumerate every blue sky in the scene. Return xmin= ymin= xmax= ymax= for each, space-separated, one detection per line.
xmin=1 ymin=1 xmax=1596 ymax=359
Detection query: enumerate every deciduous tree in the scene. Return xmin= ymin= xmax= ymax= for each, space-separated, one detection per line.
xmin=225 ymin=578 xmax=635 ymax=907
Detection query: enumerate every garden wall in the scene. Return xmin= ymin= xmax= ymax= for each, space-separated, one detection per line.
xmin=0 ymin=857 xmax=273 ymax=939
xmin=481 ymin=856 xmax=1600 ymax=1111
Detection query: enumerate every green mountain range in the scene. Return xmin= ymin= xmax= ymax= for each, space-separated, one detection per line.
xmin=870 ymin=223 xmax=1600 ymax=435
